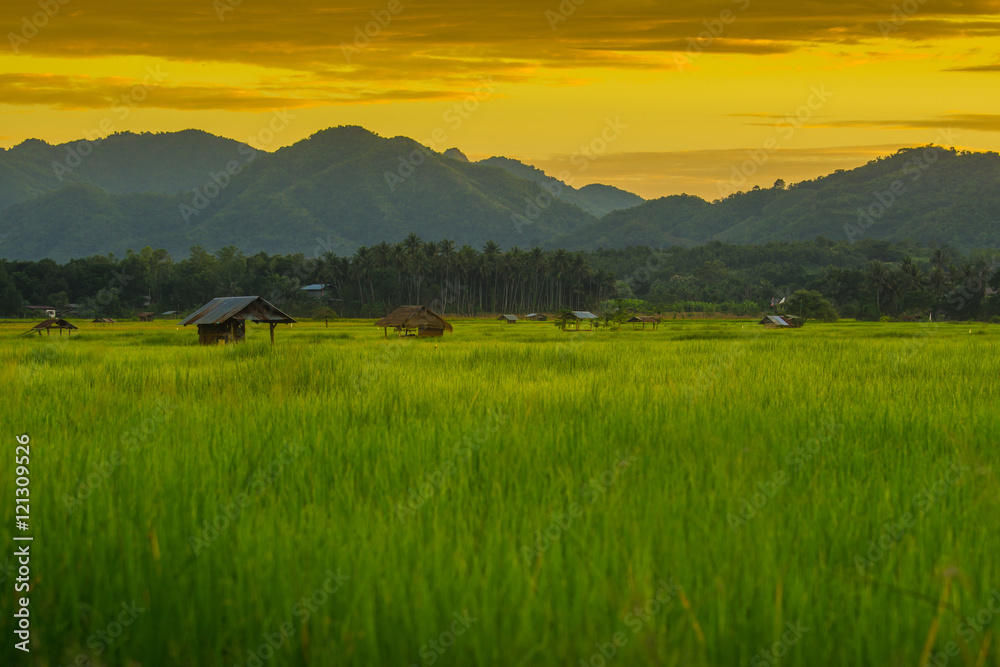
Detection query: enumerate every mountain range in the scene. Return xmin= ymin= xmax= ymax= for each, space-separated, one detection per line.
xmin=0 ymin=126 xmax=997 ymax=261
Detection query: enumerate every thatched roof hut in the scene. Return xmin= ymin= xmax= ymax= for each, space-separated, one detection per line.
xmin=375 ymin=306 xmax=452 ymax=338
xmin=24 ymin=318 xmax=78 ymax=336
xmin=525 ymin=313 xmax=547 ymax=321
xmin=180 ymin=296 xmax=296 ymax=344
xmin=92 ymin=317 xmax=116 ymax=324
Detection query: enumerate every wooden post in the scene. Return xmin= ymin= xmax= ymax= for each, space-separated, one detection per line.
xmin=270 ymin=322 xmax=276 ymax=344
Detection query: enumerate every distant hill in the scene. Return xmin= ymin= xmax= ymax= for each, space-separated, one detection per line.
xmin=478 ymin=156 xmax=644 ymax=217
xmin=553 ymin=147 xmax=1000 ymax=250
xmin=0 ymin=130 xmax=249 ymax=212
xmin=0 ymin=127 xmax=595 ymax=261
xmin=1 ymin=130 xmax=998 ymax=262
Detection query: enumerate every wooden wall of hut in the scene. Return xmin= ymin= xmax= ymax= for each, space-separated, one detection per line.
xmin=197 ymin=320 xmax=245 ymax=345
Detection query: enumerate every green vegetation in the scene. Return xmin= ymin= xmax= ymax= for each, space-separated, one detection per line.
xmin=2 ymin=318 xmax=998 ymax=666
xmin=557 ymin=147 xmax=1000 ymax=252
xmin=3 ymin=130 xmax=999 ymax=262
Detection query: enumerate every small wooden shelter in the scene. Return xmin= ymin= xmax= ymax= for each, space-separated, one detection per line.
xmin=375 ymin=306 xmax=452 ymax=338
xmin=759 ymin=315 xmax=800 ymax=329
xmin=628 ymin=316 xmax=660 ymax=330
xmin=498 ymin=315 xmax=519 ymax=324
xmin=565 ymin=311 xmax=599 ymax=331
xmin=179 ymin=296 xmax=296 ymax=345
xmin=24 ymin=318 xmax=78 ymax=336
xmin=137 ymin=312 xmax=154 ymax=322
xmin=92 ymin=317 xmax=116 ymax=325
xmin=525 ymin=313 xmax=547 ymax=321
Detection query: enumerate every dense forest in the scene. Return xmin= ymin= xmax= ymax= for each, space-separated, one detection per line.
xmin=2 ymin=236 xmax=997 ymax=322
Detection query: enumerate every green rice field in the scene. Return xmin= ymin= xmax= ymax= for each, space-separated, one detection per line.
xmin=2 ymin=317 xmax=999 ymax=666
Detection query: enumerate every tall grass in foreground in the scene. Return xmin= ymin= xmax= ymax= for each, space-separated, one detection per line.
xmin=1 ymin=319 xmax=998 ymax=666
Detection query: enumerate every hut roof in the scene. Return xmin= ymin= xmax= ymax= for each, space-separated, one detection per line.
xmin=179 ymin=296 xmax=296 ymax=326
xmin=498 ymin=315 xmax=518 ymax=322
xmin=628 ymin=316 xmax=660 ymax=323
xmin=375 ymin=306 xmax=452 ymax=331
xmin=569 ymin=311 xmax=599 ymax=320
xmin=92 ymin=317 xmax=116 ymax=323
xmin=759 ymin=315 xmax=791 ymax=327
xmin=26 ymin=318 xmax=78 ymax=332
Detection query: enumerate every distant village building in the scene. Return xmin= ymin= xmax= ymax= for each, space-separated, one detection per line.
xmin=628 ymin=316 xmax=660 ymax=330
xmin=375 ymin=306 xmax=452 ymax=338
xmin=759 ymin=315 xmax=801 ymax=329
xmin=24 ymin=318 xmax=78 ymax=336
xmin=179 ymin=296 xmax=297 ymax=345
xmin=92 ymin=318 xmax=116 ymax=324
xmin=137 ymin=312 xmax=155 ymax=322
xmin=564 ymin=311 xmax=599 ymax=331
xmin=525 ymin=313 xmax=547 ymax=321
xmin=300 ymin=284 xmax=331 ymax=299
xmin=497 ymin=315 xmax=519 ymax=324
xmin=26 ymin=305 xmax=57 ymax=319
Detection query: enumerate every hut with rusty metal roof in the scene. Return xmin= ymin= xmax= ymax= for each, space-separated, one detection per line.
xmin=497 ymin=315 xmax=518 ymax=324
xmin=375 ymin=306 xmax=452 ymax=338
xmin=24 ymin=318 xmax=78 ymax=336
xmin=628 ymin=315 xmax=660 ymax=330
xmin=179 ymin=296 xmax=296 ymax=344
xmin=759 ymin=315 xmax=799 ymax=329
xmin=137 ymin=312 xmax=155 ymax=322
xmin=525 ymin=313 xmax=547 ymax=321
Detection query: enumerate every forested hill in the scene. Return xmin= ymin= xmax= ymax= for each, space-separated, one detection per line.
xmin=554 ymin=147 xmax=1000 ymax=251
xmin=0 ymin=129 xmax=998 ymax=262
xmin=0 ymin=127 xmax=600 ymax=261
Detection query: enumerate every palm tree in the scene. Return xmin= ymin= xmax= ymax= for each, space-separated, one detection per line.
xmin=865 ymin=259 xmax=891 ymax=314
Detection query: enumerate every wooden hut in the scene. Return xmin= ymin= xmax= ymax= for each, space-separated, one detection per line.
xmin=24 ymin=318 xmax=78 ymax=336
xmin=137 ymin=312 xmax=155 ymax=322
xmin=375 ymin=306 xmax=452 ymax=338
xmin=92 ymin=317 xmax=116 ymax=325
xmin=759 ymin=315 xmax=793 ymax=329
xmin=565 ymin=311 xmax=599 ymax=331
xmin=179 ymin=296 xmax=296 ymax=345
xmin=497 ymin=315 xmax=519 ymax=324
xmin=628 ymin=316 xmax=660 ymax=330
xmin=525 ymin=313 xmax=547 ymax=321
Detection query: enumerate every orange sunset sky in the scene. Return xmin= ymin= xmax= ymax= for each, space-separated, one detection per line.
xmin=2 ymin=0 xmax=999 ymax=199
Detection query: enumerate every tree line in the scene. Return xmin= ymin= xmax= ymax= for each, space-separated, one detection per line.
xmin=0 ymin=236 xmax=997 ymax=321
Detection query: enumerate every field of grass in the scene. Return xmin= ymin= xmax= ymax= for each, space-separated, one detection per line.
xmin=2 ymin=317 xmax=999 ymax=667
